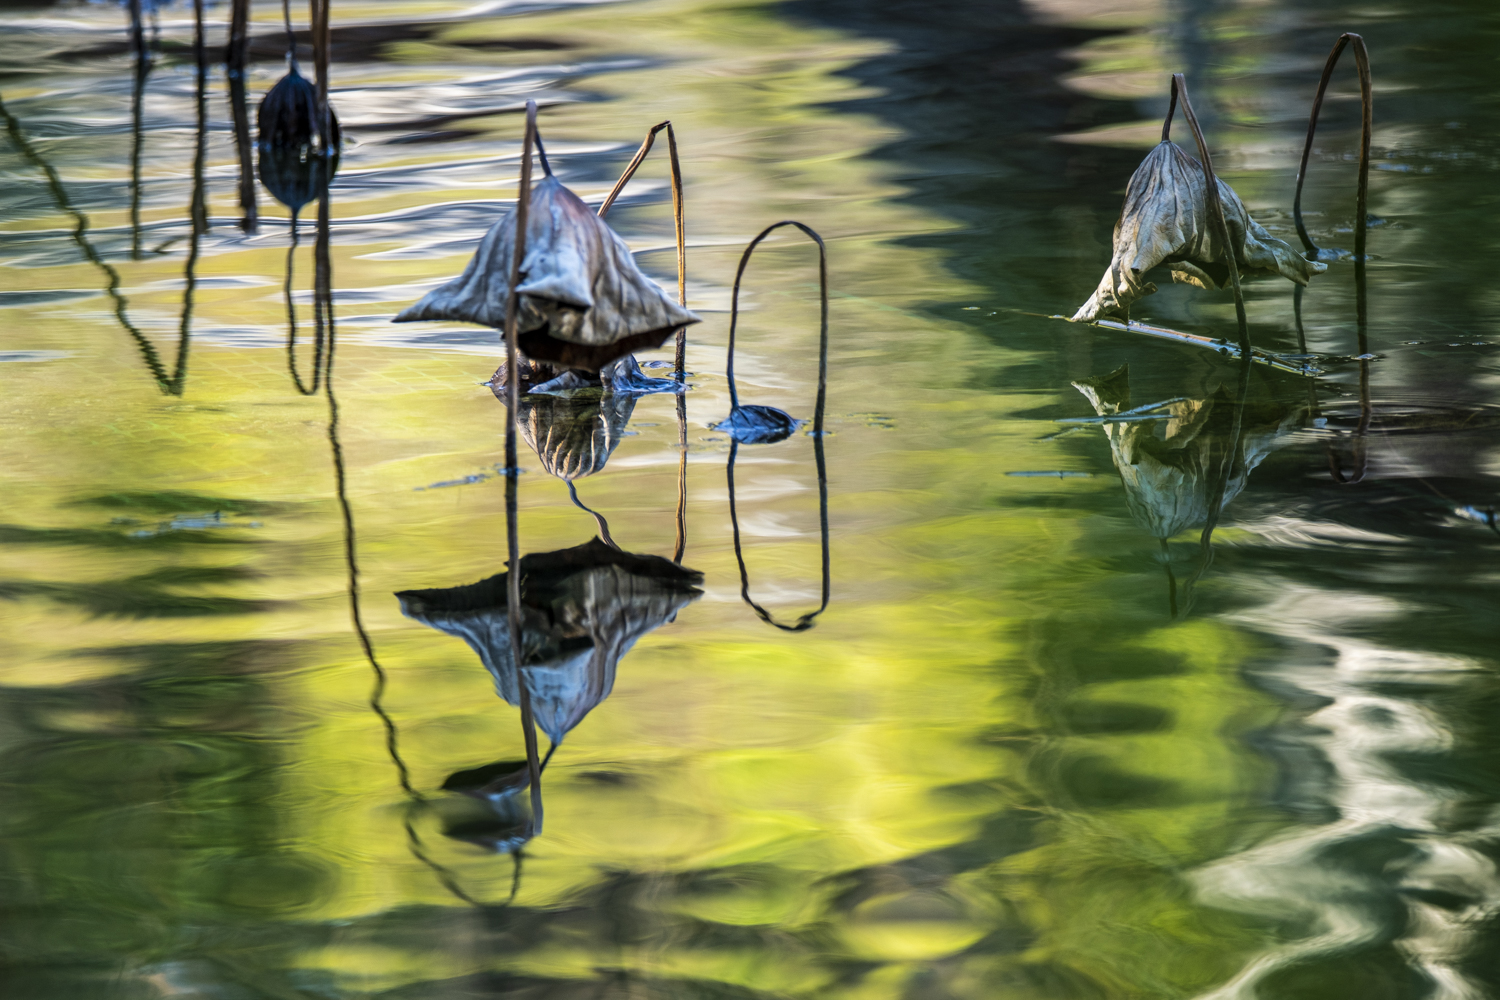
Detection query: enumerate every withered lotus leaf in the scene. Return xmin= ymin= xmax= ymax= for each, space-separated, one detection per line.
xmin=394 ymin=175 xmax=701 ymax=371
xmin=1072 ymin=141 xmax=1327 ymax=323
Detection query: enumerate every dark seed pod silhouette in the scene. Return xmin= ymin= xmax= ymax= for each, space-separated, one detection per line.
xmin=396 ymin=539 xmax=703 ymax=747
xmin=394 ymin=166 xmax=700 ymax=372
xmin=256 ymin=67 xmax=340 ymax=212
xmin=712 ymin=221 xmax=828 ymax=445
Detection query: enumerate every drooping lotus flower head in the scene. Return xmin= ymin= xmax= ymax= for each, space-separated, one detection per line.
xmin=394 ymin=174 xmax=701 ymax=371
xmin=1072 ymin=141 xmax=1326 ymax=323
xmin=1072 ymin=364 xmax=1304 ymax=539
xmin=256 ymin=66 xmax=340 ymax=212
xmin=395 ymin=539 xmax=703 ymax=746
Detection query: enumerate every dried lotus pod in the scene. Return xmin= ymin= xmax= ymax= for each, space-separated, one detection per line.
xmin=255 ymin=67 xmax=339 ymax=212
xmin=396 ymin=539 xmax=703 ymax=746
xmin=1072 ymin=140 xmax=1326 ymax=323
xmin=394 ymin=174 xmax=701 ymax=372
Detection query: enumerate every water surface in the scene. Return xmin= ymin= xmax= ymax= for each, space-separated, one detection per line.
xmin=2 ymin=0 xmax=1499 ymax=997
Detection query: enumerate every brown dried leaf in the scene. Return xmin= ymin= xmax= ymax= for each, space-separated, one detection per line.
xmin=394 ymin=175 xmax=700 ymax=371
xmin=1072 ymin=141 xmax=1327 ymax=322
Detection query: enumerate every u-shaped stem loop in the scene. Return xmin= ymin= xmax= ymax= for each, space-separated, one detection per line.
xmin=723 ymin=221 xmax=831 ymax=631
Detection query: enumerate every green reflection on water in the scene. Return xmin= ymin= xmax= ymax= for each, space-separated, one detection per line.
xmin=2 ymin=0 xmax=1499 ymax=997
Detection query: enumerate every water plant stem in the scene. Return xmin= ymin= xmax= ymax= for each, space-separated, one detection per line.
xmin=1292 ymin=33 xmax=1373 ymax=265
xmin=226 ymin=0 xmax=257 ymax=232
xmin=1165 ymin=73 xmax=1250 ymax=354
xmin=724 ymin=221 xmax=831 ymax=631
xmin=504 ymin=100 xmax=544 ymax=831
xmin=596 ymin=120 xmax=691 ymax=561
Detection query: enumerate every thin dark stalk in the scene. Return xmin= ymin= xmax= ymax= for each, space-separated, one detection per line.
xmin=1179 ymin=351 xmax=1254 ymax=614
xmin=503 ymin=101 xmax=544 ymax=832
xmin=597 ymin=121 xmax=691 ymax=560
xmin=673 ymin=392 xmax=688 ymax=564
xmin=311 ymin=0 xmax=332 ymax=153
xmin=285 ymin=214 xmax=327 ymax=394
xmin=283 ymin=0 xmax=295 ymax=56
xmin=312 ymin=202 xmax=335 ymax=396
xmin=1166 ymin=73 xmax=1250 ymax=354
xmin=129 ymin=0 xmax=151 ymax=259
xmin=0 ymin=91 xmax=173 ymax=390
xmin=597 ymin=120 xmax=688 ymax=375
xmin=226 ymin=0 xmax=257 ymax=233
xmin=567 ymin=481 xmax=618 ymax=550
xmin=726 ymin=221 xmax=828 ymax=413
xmin=167 ymin=3 xmax=210 ymax=396
xmin=1292 ymin=33 xmax=1373 ymax=260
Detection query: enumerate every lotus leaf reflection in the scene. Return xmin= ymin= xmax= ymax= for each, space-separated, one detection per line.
xmin=1073 ymin=364 xmax=1305 ymax=539
xmin=1072 ymin=141 xmax=1326 ymax=323
xmin=396 ymin=539 xmax=703 ymax=746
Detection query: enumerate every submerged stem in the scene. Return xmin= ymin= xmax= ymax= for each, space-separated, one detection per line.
xmin=723 ymin=221 xmax=831 ymax=631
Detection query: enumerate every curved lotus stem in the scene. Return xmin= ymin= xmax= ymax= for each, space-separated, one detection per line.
xmin=726 ymin=220 xmax=829 ymax=420
xmin=1163 ymin=73 xmax=1250 ymax=354
xmin=0 ymin=90 xmax=177 ymax=392
xmin=503 ymin=101 xmax=545 ymax=832
xmin=596 ymin=121 xmax=691 ymax=559
xmin=722 ymin=220 xmax=830 ymax=631
xmin=597 ymin=120 xmax=688 ymax=374
xmin=1291 ymin=34 xmax=1374 ymax=485
xmin=1293 ymin=33 xmax=1373 ymax=263
xmin=567 ymin=481 xmax=619 ymax=550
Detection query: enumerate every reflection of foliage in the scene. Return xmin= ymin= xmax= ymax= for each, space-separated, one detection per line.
xmin=0 ymin=565 xmax=269 ymax=618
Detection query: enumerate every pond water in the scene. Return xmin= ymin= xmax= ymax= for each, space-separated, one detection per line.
xmin=3 ymin=0 xmax=1500 ymax=997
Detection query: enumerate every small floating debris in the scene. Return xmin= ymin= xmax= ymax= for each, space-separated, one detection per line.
xmin=1006 ymin=471 xmax=1095 ymax=479
xmin=415 ymin=472 xmax=494 ymax=491
xmin=127 ymin=511 xmax=261 ymax=538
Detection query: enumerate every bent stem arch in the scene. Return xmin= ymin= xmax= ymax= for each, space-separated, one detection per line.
xmin=1293 ymin=33 xmax=1373 ymax=265
xmin=597 ymin=121 xmax=691 ymax=561
xmin=1162 ymin=73 xmax=1250 ymax=355
xmin=724 ymin=221 xmax=831 ymax=631
xmin=1293 ymin=33 xmax=1374 ymax=484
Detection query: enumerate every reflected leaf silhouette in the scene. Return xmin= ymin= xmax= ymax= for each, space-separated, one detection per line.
xmin=1072 ymin=139 xmax=1326 ymax=323
xmin=393 ymin=147 xmax=701 ymax=371
xmin=256 ymin=68 xmax=340 ymax=214
xmin=1072 ymin=364 xmax=1305 ymax=540
xmin=396 ymin=539 xmax=703 ymax=747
